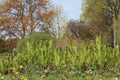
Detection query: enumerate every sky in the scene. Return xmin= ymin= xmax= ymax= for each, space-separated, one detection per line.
xmin=0 ymin=0 xmax=83 ymax=20
xmin=51 ymin=0 xmax=83 ymax=20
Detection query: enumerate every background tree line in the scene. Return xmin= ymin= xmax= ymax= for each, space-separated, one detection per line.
xmin=66 ymin=0 xmax=120 ymax=47
xmin=0 ymin=0 xmax=120 ymax=52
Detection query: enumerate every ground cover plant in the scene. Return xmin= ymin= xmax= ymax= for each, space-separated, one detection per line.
xmin=0 ymin=37 xmax=120 ymax=80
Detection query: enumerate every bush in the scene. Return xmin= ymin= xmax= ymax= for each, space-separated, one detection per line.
xmin=17 ymin=32 xmax=54 ymax=52
xmin=0 ymin=40 xmax=7 ymax=53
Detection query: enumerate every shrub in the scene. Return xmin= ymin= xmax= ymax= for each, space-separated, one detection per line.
xmin=0 ymin=40 xmax=7 ymax=53
xmin=17 ymin=32 xmax=54 ymax=52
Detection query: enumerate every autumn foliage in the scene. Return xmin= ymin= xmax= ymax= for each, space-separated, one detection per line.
xmin=0 ymin=0 xmax=56 ymax=39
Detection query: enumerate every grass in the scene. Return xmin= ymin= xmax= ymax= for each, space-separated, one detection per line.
xmin=0 ymin=37 xmax=120 ymax=80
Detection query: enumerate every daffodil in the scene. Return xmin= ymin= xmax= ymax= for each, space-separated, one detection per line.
xmin=19 ymin=65 xmax=23 ymax=69
xmin=15 ymin=71 xmax=19 ymax=75
xmin=22 ymin=77 xmax=27 ymax=80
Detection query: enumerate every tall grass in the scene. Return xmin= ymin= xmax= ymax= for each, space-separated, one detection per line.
xmin=0 ymin=37 xmax=120 ymax=74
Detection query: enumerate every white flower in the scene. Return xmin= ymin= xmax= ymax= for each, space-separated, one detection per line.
xmin=86 ymin=70 xmax=92 ymax=74
xmin=113 ymin=78 xmax=118 ymax=80
xmin=1 ymin=76 xmax=4 ymax=79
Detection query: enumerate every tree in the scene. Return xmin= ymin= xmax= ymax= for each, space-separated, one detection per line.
xmin=66 ymin=20 xmax=96 ymax=41
xmin=81 ymin=0 xmax=120 ymax=47
xmin=52 ymin=5 xmax=68 ymax=38
xmin=82 ymin=0 xmax=120 ymax=31
xmin=0 ymin=0 xmax=56 ymax=39
xmin=113 ymin=13 xmax=120 ymax=46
